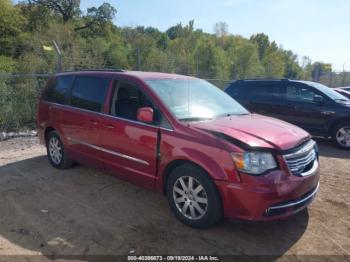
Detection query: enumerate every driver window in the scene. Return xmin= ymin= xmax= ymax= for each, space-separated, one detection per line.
xmin=286 ymin=85 xmax=318 ymax=103
xmin=110 ymin=82 xmax=153 ymax=120
xmin=110 ymin=81 xmax=170 ymax=127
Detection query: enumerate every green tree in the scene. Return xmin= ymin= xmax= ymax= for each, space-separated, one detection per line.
xmin=104 ymin=33 xmax=129 ymax=69
xmin=301 ymin=56 xmax=313 ymax=80
xmin=250 ymin=33 xmax=270 ymax=61
xmin=0 ymin=56 xmax=16 ymax=73
xmin=17 ymin=2 xmax=51 ymax=32
xmin=74 ymin=3 xmax=117 ymax=32
xmin=29 ymin=0 xmax=80 ymax=23
xmin=0 ymin=0 xmax=25 ymax=56
xmin=195 ymin=37 xmax=229 ymax=80
xmin=166 ymin=23 xmax=183 ymax=40
xmin=312 ymin=62 xmax=332 ymax=81
xmin=282 ymin=50 xmax=302 ymax=79
xmin=262 ymin=45 xmax=285 ymax=77
xmin=250 ymin=34 xmax=285 ymax=77
xmin=227 ymin=37 xmax=263 ymax=79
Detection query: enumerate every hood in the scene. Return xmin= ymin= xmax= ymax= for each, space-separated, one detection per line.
xmin=190 ymin=114 xmax=310 ymax=151
xmin=334 ymin=88 xmax=350 ymax=100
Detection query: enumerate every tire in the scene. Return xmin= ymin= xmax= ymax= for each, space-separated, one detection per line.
xmin=46 ymin=131 xmax=74 ymax=169
xmin=166 ymin=164 xmax=223 ymax=228
xmin=332 ymin=121 xmax=350 ymax=150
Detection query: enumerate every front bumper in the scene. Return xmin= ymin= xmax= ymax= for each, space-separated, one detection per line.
xmin=264 ymin=182 xmax=319 ymax=217
xmin=215 ymin=165 xmax=320 ymax=221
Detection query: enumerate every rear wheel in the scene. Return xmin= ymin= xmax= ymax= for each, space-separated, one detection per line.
xmin=332 ymin=122 xmax=350 ymax=150
xmin=166 ymin=164 xmax=222 ymax=228
xmin=47 ymin=131 xmax=74 ymax=169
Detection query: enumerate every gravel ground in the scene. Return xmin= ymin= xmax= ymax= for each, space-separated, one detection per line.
xmin=0 ymin=136 xmax=349 ymax=261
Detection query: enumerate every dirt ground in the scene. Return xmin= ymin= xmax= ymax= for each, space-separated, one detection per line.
xmin=0 ymin=136 xmax=349 ymax=261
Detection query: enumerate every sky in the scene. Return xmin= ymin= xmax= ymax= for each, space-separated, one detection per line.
xmin=69 ymin=0 xmax=350 ymax=71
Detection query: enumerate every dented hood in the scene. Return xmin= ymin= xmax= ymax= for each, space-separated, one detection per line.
xmin=190 ymin=114 xmax=310 ymax=151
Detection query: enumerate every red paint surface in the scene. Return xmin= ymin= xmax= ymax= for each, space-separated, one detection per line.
xmin=37 ymin=71 xmax=320 ymax=220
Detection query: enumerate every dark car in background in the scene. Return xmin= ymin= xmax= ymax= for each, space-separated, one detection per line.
xmin=334 ymin=87 xmax=350 ymax=99
xmin=225 ymin=79 xmax=350 ymax=149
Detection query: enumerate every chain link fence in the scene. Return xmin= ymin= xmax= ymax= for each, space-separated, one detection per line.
xmin=0 ymin=71 xmax=349 ymax=134
xmin=0 ymin=74 xmax=50 ymax=133
xmin=317 ymin=72 xmax=350 ymax=88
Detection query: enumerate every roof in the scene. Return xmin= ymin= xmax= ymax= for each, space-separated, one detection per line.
xmin=56 ymin=70 xmax=195 ymax=80
xmin=233 ymin=78 xmax=319 ymax=85
xmin=126 ymin=71 xmax=195 ymax=80
xmin=238 ymin=78 xmax=290 ymax=81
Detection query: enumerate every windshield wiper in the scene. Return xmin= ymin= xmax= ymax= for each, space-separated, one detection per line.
xmin=218 ymin=112 xmax=249 ymax=117
xmin=179 ymin=117 xmax=213 ymax=122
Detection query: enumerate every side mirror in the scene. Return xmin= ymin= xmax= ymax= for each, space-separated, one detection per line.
xmin=137 ymin=107 xmax=154 ymax=123
xmin=313 ymin=95 xmax=324 ymax=105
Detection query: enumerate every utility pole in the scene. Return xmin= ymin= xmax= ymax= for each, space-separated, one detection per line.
xmin=196 ymin=52 xmax=199 ymax=77
xmin=52 ymin=40 xmax=62 ymax=73
xmin=342 ymin=63 xmax=346 ymax=87
xmin=137 ymin=46 xmax=141 ymax=70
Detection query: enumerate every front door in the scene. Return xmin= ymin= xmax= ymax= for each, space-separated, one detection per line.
xmin=282 ymin=83 xmax=332 ymax=135
xmin=99 ymin=80 xmax=159 ymax=189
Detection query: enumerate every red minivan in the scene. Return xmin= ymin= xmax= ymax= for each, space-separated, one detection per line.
xmin=37 ymin=70 xmax=320 ymax=228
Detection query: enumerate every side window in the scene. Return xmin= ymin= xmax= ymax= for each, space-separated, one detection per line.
xmin=285 ymin=85 xmax=317 ymax=103
xmin=249 ymin=83 xmax=282 ymax=101
xmin=110 ymin=81 xmax=165 ymax=126
xmin=43 ymin=75 xmax=74 ymax=104
xmin=111 ymin=82 xmax=154 ymax=120
xmin=71 ymin=77 xmax=110 ymax=112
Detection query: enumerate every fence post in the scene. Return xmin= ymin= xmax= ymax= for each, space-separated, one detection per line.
xmin=52 ymin=40 xmax=62 ymax=73
xmin=329 ymin=72 xmax=333 ymax=87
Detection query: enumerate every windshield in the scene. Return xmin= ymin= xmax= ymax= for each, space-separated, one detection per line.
xmin=303 ymin=81 xmax=349 ymax=101
xmin=146 ymin=79 xmax=249 ymax=121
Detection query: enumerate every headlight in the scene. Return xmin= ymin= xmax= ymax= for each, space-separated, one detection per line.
xmin=232 ymin=151 xmax=277 ymax=175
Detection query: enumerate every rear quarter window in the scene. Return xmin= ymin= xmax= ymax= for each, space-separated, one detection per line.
xmin=248 ymin=82 xmax=283 ymax=101
xmin=71 ymin=77 xmax=110 ymax=112
xmin=42 ymin=75 xmax=75 ymax=104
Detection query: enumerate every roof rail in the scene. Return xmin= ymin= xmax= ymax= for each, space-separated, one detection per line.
xmin=62 ymin=68 xmax=125 ymax=73
xmin=238 ymin=78 xmax=289 ymax=81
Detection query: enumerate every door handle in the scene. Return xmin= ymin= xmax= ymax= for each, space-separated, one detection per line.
xmin=90 ymin=120 xmax=99 ymax=125
xmin=105 ymin=124 xmax=115 ymax=129
xmin=286 ymin=104 xmax=300 ymax=110
xmin=321 ymin=111 xmax=335 ymax=115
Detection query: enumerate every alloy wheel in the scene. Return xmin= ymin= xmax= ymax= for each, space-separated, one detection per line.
xmin=49 ymin=136 xmax=63 ymax=165
xmin=173 ymin=176 xmax=208 ymax=220
xmin=336 ymin=127 xmax=350 ymax=147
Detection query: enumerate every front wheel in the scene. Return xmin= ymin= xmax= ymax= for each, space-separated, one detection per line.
xmin=166 ymin=164 xmax=223 ymax=228
xmin=332 ymin=122 xmax=350 ymax=150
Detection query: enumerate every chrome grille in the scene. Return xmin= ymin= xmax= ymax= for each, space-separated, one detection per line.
xmin=283 ymin=140 xmax=317 ymax=176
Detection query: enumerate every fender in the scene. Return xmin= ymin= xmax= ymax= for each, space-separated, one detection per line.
xmin=327 ymin=116 xmax=350 ymax=136
xmin=155 ymin=144 xmax=238 ymax=192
